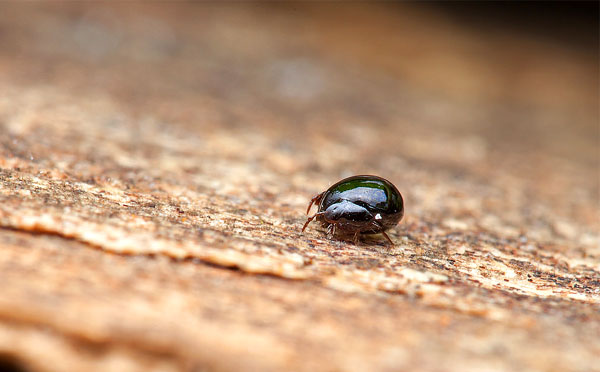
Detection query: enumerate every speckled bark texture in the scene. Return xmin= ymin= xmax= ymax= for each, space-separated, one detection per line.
xmin=0 ymin=3 xmax=598 ymax=372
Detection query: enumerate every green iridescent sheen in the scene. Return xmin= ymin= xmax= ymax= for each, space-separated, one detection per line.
xmin=320 ymin=176 xmax=403 ymax=218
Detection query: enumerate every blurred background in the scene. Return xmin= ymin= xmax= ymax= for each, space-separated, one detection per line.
xmin=0 ymin=3 xmax=598 ymax=372
xmin=1 ymin=1 xmax=597 ymax=234
xmin=2 ymin=3 xmax=597 ymax=161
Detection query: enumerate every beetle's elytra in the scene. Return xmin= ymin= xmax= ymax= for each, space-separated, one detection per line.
xmin=302 ymin=175 xmax=403 ymax=245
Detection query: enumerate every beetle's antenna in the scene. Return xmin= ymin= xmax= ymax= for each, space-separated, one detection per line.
xmin=302 ymin=212 xmax=325 ymax=232
xmin=306 ymin=193 xmax=324 ymax=214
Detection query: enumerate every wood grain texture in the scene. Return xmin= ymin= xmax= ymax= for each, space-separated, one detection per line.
xmin=0 ymin=4 xmax=598 ymax=372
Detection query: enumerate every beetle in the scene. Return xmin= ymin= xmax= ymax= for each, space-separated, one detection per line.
xmin=302 ymin=175 xmax=403 ymax=245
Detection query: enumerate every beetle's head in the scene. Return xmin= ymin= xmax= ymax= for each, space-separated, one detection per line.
xmin=323 ymin=200 xmax=372 ymax=223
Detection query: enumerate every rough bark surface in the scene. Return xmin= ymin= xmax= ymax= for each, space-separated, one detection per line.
xmin=0 ymin=4 xmax=598 ymax=372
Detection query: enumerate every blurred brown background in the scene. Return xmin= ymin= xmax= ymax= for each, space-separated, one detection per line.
xmin=0 ymin=3 xmax=598 ymax=372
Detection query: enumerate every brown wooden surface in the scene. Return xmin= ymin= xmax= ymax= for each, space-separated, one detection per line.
xmin=0 ymin=4 xmax=598 ymax=372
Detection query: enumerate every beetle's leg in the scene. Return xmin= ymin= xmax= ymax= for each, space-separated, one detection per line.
xmin=302 ymin=212 xmax=325 ymax=232
xmin=370 ymin=220 xmax=395 ymax=246
xmin=352 ymin=231 xmax=360 ymax=244
xmin=369 ymin=220 xmax=383 ymax=231
xmin=381 ymin=231 xmax=394 ymax=246
xmin=326 ymin=224 xmax=334 ymax=237
xmin=306 ymin=192 xmax=325 ymax=214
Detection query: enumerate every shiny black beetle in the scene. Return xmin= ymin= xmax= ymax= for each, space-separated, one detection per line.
xmin=302 ymin=175 xmax=404 ymax=244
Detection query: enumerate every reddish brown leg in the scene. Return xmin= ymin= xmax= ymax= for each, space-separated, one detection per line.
xmin=352 ymin=231 xmax=360 ymax=244
xmin=306 ymin=192 xmax=325 ymax=214
xmin=328 ymin=224 xmax=338 ymax=239
xmin=302 ymin=212 xmax=325 ymax=232
xmin=370 ymin=220 xmax=394 ymax=246
xmin=381 ymin=231 xmax=394 ymax=246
